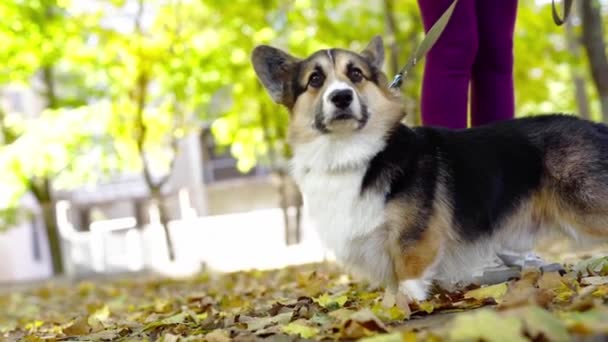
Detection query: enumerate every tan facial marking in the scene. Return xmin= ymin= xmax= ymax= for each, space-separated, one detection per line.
xmin=288 ymin=50 xmax=404 ymax=145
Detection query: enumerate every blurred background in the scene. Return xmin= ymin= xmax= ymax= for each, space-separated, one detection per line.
xmin=0 ymin=0 xmax=607 ymax=284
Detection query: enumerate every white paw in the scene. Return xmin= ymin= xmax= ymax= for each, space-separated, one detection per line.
xmin=382 ymin=287 xmax=412 ymax=314
xmin=399 ymin=279 xmax=429 ymax=302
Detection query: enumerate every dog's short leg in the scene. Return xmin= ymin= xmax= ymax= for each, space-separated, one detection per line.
xmin=382 ymin=282 xmax=413 ymax=313
xmin=381 ymin=283 xmax=398 ymax=308
xmin=386 ymin=224 xmax=442 ymax=303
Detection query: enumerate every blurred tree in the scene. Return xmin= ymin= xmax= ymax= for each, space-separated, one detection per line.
xmin=0 ymin=0 xmax=110 ymax=275
xmin=565 ymin=3 xmax=591 ymax=119
xmin=580 ymin=0 xmax=608 ymax=121
xmin=98 ymin=0 xmax=221 ymax=260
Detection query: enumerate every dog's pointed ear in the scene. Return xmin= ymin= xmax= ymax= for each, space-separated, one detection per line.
xmin=361 ymin=35 xmax=385 ymax=70
xmin=252 ymin=45 xmax=300 ymax=106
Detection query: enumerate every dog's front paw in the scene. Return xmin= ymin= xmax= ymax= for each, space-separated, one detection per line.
xmin=382 ymin=288 xmax=412 ymax=313
xmin=399 ymin=279 xmax=429 ymax=302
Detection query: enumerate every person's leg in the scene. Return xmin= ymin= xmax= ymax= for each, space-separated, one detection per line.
xmin=417 ymin=0 xmax=477 ymax=129
xmin=470 ymin=0 xmax=518 ymax=127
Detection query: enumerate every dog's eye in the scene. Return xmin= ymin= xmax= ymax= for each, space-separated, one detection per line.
xmin=348 ymin=68 xmax=364 ymax=83
xmin=308 ymin=72 xmax=324 ymax=88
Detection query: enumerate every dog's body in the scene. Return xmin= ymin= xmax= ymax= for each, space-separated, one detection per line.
xmin=252 ymin=36 xmax=608 ymax=302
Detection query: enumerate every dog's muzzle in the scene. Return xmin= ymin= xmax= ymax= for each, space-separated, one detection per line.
xmin=314 ymin=88 xmax=368 ymax=133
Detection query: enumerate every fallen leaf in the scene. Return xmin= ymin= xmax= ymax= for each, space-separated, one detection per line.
xmin=339 ymin=309 xmax=388 ymax=339
xmin=553 ymin=282 xmax=577 ymax=304
xmin=464 ymin=282 xmax=508 ymax=303
xmin=328 ymin=308 xmax=356 ymax=321
xmin=314 ymin=292 xmax=348 ymax=309
xmin=87 ymin=304 xmax=110 ymax=331
xmin=143 ymin=312 xmax=190 ymax=331
xmin=310 ymin=312 xmax=332 ymax=326
xmin=242 ymin=311 xmax=292 ymax=331
xmin=537 ymin=271 xmax=564 ymax=290
xmin=574 ymin=257 xmax=608 ymax=276
xmin=446 ymin=309 xmax=527 ymax=342
xmin=160 ymin=333 xmax=181 ymax=342
xmin=508 ymin=306 xmax=570 ymax=342
xmin=204 ymin=329 xmax=231 ymax=342
xmin=558 ymin=309 xmax=608 ymax=334
xmin=372 ymin=302 xmax=409 ymax=321
xmin=76 ymin=327 xmax=130 ymax=341
xmin=360 ymin=331 xmax=414 ymax=342
xmin=581 ymin=276 xmax=608 ymax=286
xmin=63 ymin=316 xmax=91 ymax=336
xmin=281 ymin=321 xmax=319 ymax=338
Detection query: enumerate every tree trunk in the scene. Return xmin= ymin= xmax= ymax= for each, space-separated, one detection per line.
xmin=151 ymin=188 xmax=176 ymax=261
xmin=41 ymin=66 xmax=58 ymax=109
xmin=382 ymin=0 xmax=400 ymax=77
xmin=29 ymin=175 xmax=65 ymax=275
xmin=277 ymin=171 xmax=303 ymax=246
xmin=580 ymin=0 xmax=608 ymax=121
xmin=37 ymin=58 xmax=65 ymax=275
xmin=40 ymin=201 xmax=64 ymax=275
xmin=565 ymin=7 xmax=591 ymax=120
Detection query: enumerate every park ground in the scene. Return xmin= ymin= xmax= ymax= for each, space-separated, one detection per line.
xmin=1 ymin=241 xmax=608 ymax=341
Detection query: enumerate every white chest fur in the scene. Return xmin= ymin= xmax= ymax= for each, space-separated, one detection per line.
xmin=291 ymin=135 xmax=396 ymax=285
xmin=299 ymin=168 xmax=384 ymax=255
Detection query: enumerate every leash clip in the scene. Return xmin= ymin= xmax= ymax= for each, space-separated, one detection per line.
xmin=389 ymin=73 xmax=403 ymax=89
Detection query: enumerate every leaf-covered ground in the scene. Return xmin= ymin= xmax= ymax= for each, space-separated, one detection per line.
xmin=2 ymin=256 xmax=608 ymax=341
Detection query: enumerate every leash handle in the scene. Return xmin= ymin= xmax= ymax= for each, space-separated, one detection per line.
xmin=390 ymin=0 xmax=458 ymax=89
xmin=552 ymin=0 xmax=573 ymax=26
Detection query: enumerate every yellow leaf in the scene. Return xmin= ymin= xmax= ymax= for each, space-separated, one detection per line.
xmin=329 ymin=308 xmax=356 ymax=321
xmin=464 ymin=282 xmax=508 ymax=303
xmin=359 ymin=331 xmax=410 ymax=342
xmin=554 ymin=282 xmax=576 ymax=303
xmin=371 ymin=303 xmax=409 ymax=321
xmin=447 ymin=309 xmax=527 ymax=342
xmin=196 ymin=312 xmax=209 ymax=321
xmin=63 ymin=316 xmax=91 ymax=336
xmin=592 ymin=285 xmax=608 ymax=297
xmin=418 ymin=301 xmax=435 ymax=314
xmin=88 ymin=304 xmax=110 ymax=322
xmin=24 ymin=320 xmax=44 ymax=332
xmin=281 ymin=322 xmax=319 ymax=339
xmin=154 ymin=299 xmax=172 ymax=313
xmin=314 ymin=293 xmax=348 ymax=309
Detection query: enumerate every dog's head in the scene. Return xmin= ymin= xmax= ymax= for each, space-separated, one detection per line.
xmin=252 ymin=36 xmax=404 ymax=146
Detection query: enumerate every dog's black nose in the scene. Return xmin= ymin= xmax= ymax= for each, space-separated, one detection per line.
xmin=330 ymin=89 xmax=353 ymax=109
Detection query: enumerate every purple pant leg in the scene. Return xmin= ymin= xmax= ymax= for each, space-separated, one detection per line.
xmin=470 ymin=0 xmax=518 ymax=126
xmin=417 ymin=0 xmax=477 ymax=129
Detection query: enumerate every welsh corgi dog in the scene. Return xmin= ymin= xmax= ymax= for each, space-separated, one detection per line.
xmin=251 ymin=36 xmax=608 ymax=305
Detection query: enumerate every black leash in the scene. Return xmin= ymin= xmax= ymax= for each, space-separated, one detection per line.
xmin=552 ymin=0 xmax=573 ymax=26
xmin=389 ymin=0 xmax=458 ymax=89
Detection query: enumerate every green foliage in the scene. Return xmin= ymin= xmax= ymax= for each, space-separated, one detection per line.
xmin=0 ymin=0 xmax=607 ymax=229
xmin=208 ymin=0 xmax=424 ymax=171
xmin=0 ymin=0 xmax=111 ymax=231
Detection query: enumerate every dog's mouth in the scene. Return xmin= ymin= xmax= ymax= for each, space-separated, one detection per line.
xmin=332 ymin=110 xmax=355 ymax=121
xmin=314 ymin=106 xmax=369 ymax=133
